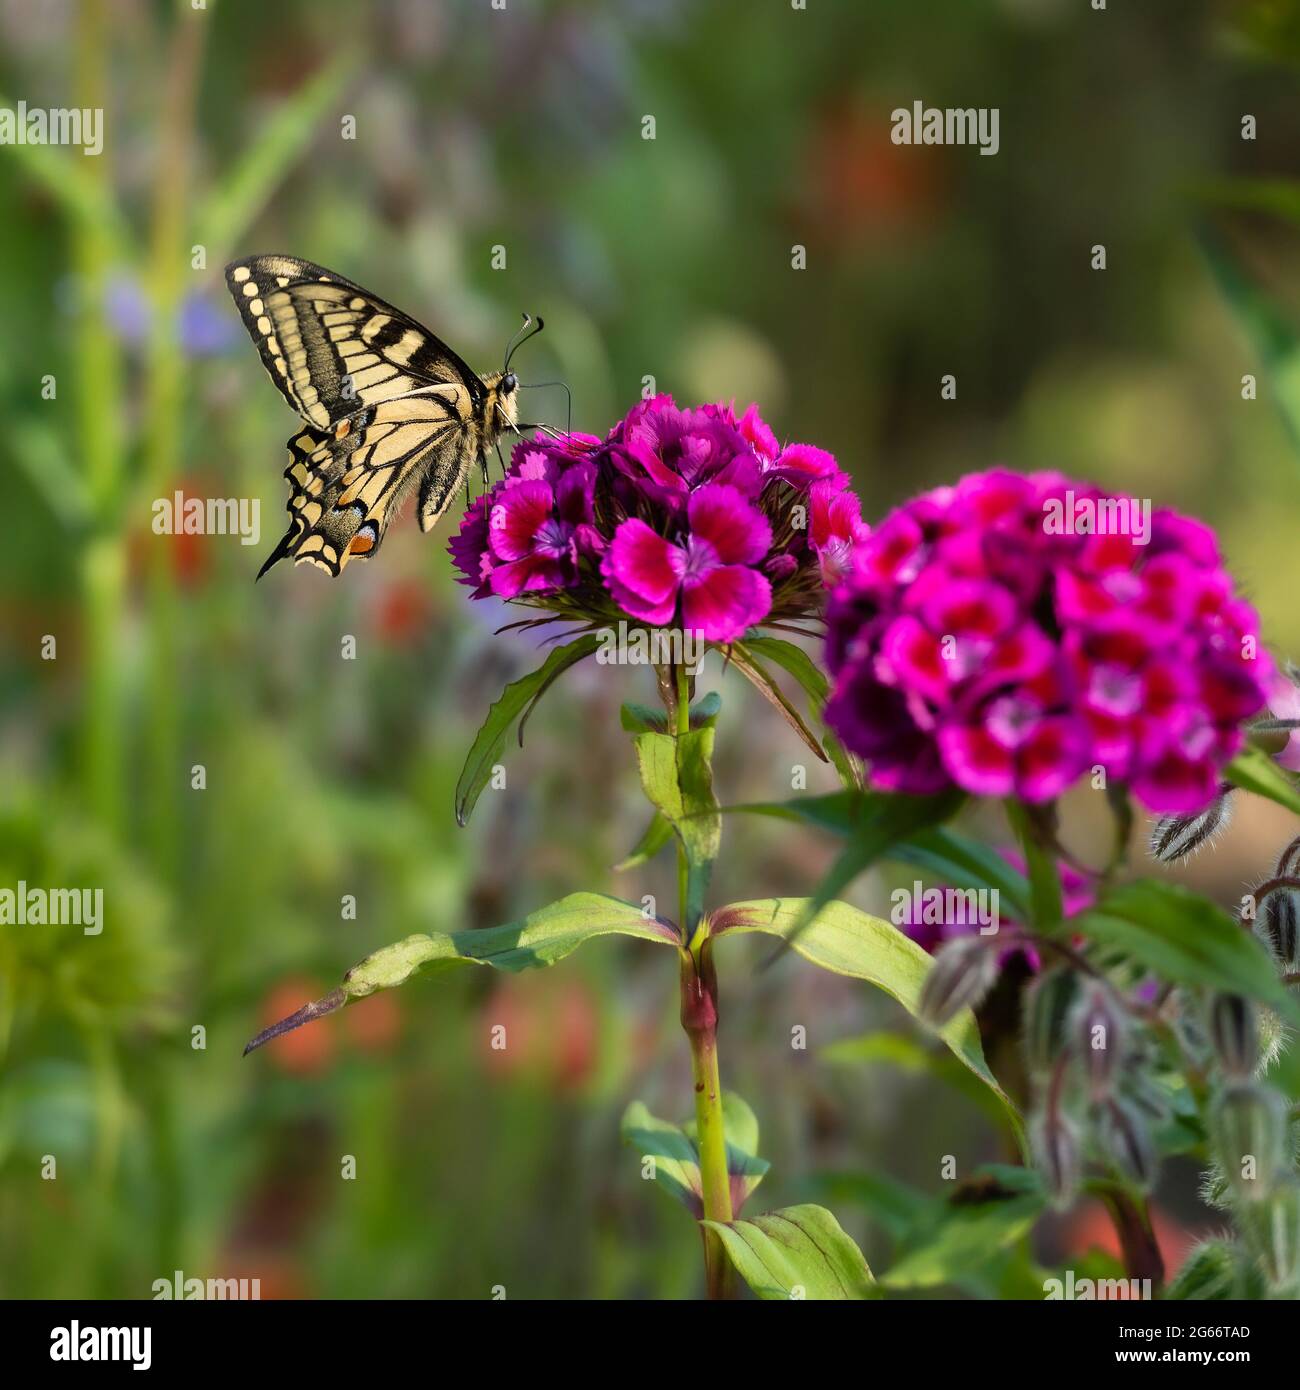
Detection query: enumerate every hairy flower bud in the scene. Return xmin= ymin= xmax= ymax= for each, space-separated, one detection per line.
xmin=1163 ymin=1240 xmax=1239 ymax=1300
xmin=918 ymin=936 xmax=998 ymax=1028
xmin=1240 ymin=1182 xmax=1300 ymax=1292
xmin=1209 ymin=994 xmax=1258 ymax=1080
xmin=1148 ymin=787 xmax=1232 ymax=864
xmin=1210 ymin=1082 xmax=1288 ymax=1203
xmin=1098 ymin=1098 xmax=1157 ymax=1189
xmin=1031 ymin=1109 xmax=1081 ymax=1209
xmin=1260 ymin=887 xmax=1300 ymax=972
xmin=1074 ymin=985 xmax=1126 ymax=1099
xmin=1023 ymin=967 xmax=1080 ymax=1077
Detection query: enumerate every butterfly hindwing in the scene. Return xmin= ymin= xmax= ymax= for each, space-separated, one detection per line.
xmin=225 ymin=254 xmax=486 ymax=429
xmin=261 ymin=389 xmax=473 ymax=578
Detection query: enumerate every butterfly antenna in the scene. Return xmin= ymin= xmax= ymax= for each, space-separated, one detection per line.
xmin=503 ymin=312 xmax=544 ymax=372
xmin=518 ymin=379 xmax=572 ymax=438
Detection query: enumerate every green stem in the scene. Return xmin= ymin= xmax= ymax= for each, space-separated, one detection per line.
xmin=669 ymin=660 xmax=733 ymax=1298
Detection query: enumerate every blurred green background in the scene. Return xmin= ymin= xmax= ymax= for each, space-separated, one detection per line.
xmin=4 ymin=0 xmax=1300 ymax=1299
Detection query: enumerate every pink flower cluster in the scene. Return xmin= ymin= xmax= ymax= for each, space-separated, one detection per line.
xmin=449 ymin=397 xmax=866 ymax=644
xmin=823 ymin=470 xmax=1271 ymax=814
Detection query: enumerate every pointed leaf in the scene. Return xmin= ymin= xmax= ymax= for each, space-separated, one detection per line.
xmin=1226 ymin=744 xmax=1300 ymax=817
xmin=1072 ymin=880 xmax=1300 ymax=1021
xmin=455 ymin=633 xmax=601 ymax=826
xmin=710 ymin=897 xmax=1024 ymax=1150
xmin=622 ymin=1093 xmax=769 ymax=1218
xmin=245 ymin=892 xmax=679 ymax=1054
xmin=702 ymin=1204 xmax=876 ymax=1300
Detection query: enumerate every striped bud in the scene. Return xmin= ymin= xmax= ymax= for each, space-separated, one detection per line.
xmin=1075 ymin=985 xmax=1125 ymax=1099
xmin=1241 ymin=1182 xmax=1300 ymax=1292
xmin=1031 ymin=1109 xmax=1080 ymax=1209
xmin=1210 ymin=1082 xmax=1288 ymax=1203
xmin=918 ymin=936 xmax=998 ymax=1028
xmin=1022 ymin=967 xmax=1080 ymax=1077
xmin=1098 ymin=1098 xmax=1157 ymax=1189
xmin=1164 ymin=1240 xmax=1239 ymax=1301
xmin=1148 ymin=788 xmax=1231 ymax=864
xmin=1208 ymin=994 xmax=1257 ymax=1079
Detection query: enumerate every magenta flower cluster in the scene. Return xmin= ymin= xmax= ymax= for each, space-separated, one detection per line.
xmin=823 ymin=470 xmax=1271 ymax=814
xmin=449 ymin=396 xmax=867 ymax=644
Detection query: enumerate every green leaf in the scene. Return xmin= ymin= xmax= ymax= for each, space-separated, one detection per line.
xmin=622 ymin=1092 xmax=769 ymax=1218
xmin=805 ymin=1171 xmax=931 ymax=1244
xmin=728 ymin=789 xmax=966 ymax=942
xmin=726 ymin=640 xmax=828 ymax=762
xmin=710 ymin=897 xmax=1024 ymax=1149
xmin=620 ymin=692 xmax=722 ymax=735
xmin=613 ymin=811 xmax=675 ymax=872
xmin=727 ymin=790 xmax=860 ymax=834
xmin=1005 ymin=800 xmax=1062 ymax=932
xmin=1198 ymin=228 xmax=1300 ymax=454
xmin=245 ymin=892 xmax=678 ymax=1054
xmin=889 ymin=828 xmax=1031 ymax=921
xmin=821 ymin=1030 xmax=1016 ymax=1131
xmin=702 ymin=1204 xmax=876 ymax=1300
xmin=196 ymin=55 xmax=356 ymax=259
xmin=882 ymin=1186 xmax=1044 ymax=1290
xmin=741 ymin=635 xmax=861 ymax=787
xmin=455 ymin=633 xmax=601 ymax=826
xmin=797 ymin=789 xmax=968 ymax=942
xmin=1072 ymin=880 xmax=1300 ymax=1021
xmin=635 ymin=727 xmax=720 ymax=930
xmin=1226 ymin=745 xmax=1300 ymax=817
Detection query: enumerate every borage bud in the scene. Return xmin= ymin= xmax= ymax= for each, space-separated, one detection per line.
xmin=1023 ymin=967 xmax=1080 ymax=1078
xmin=1031 ymin=1109 xmax=1080 ymax=1209
xmin=1074 ymin=985 xmax=1126 ymax=1100
xmin=918 ymin=936 xmax=999 ymax=1028
xmin=1097 ymin=1098 xmax=1157 ymax=1190
xmin=1164 ymin=1240 xmax=1239 ymax=1301
xmin=1258 ymin=849 xmax=1300 ymax=969
xmin=1148 ymin=787 xmax=1232 ymax=864
xmin=1240 ymin=1182 xmax=1300 ymax=1292
xmin=1208 ymin=994 xmax=1258 ymax=1079
xmin=1209 ymin=1082 xmax=1288 ymax=1203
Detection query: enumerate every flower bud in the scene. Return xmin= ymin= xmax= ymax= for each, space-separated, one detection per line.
xmin=1148 ymin=788 xmax=1231 ymax=864
xmin=1074 ymin=985 xmax=1126 ymax=1099
xmin=1163 ymin=1240 xmax=1239 ymax=1301
xmin=1208 ymin=994 xmax=1258 ymax=1079
xmin=918 ymin=936 xmax=998 ymax=1028
xmin=1098 ymin=1098 xmax=1157 ymax=1189
xmin=1209 ymin=1082 xmax=1288 ymax=1203
xmin=1260 ymin=887 xmax=1300 ymax=971
xmin=1022 ymin=967 xmax=1079 ymax=1078
xmin=1240 ymin=1182 xmax=1300 ymax=1292
xmin=1031 ymin=1109 xmax=1080 ymax=1209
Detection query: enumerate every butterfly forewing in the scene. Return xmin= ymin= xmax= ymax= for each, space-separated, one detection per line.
xmin=225 ymin=254 xmax=486 ymax=427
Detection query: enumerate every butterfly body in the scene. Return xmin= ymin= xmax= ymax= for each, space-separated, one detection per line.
xmin=225 ymin=255 xmax=521 ymax=577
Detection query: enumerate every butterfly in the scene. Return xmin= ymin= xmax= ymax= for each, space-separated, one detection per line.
xmin=225 ymin=254 xmax=544 ymax=578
